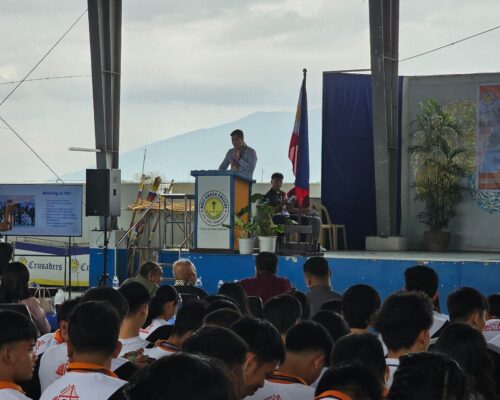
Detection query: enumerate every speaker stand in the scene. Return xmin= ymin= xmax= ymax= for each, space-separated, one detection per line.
xmin=97 ymin=216 xmax=111 ymax=287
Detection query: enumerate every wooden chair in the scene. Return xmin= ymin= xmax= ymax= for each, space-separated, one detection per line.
xmin=318 ymin=204 xmax=347 ymax=250
xmin=280 ymin=225 xmax=316 ymax=255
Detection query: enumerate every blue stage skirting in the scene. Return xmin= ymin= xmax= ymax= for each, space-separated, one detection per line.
xmin=160 ymin=251 xmax=500 ymax=314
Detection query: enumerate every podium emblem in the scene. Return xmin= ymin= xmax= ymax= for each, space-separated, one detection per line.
xmin=199 ymin=190 xmax=229 ymax=226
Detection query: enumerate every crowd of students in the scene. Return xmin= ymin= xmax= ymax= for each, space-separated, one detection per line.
xmin=0 ymin=245 xmax=499 ymax=399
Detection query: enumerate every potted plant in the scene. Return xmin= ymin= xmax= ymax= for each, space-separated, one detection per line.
xmin=409 ymin=98 xmax=471 ymax=251
xmin=232 ymin=214 xmax=259 ymax=254
xmin=253 ymin=194 xmax=285 ymax=253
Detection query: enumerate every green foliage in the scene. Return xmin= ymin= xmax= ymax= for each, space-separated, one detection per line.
xmin=409 ymin=98 xmax=472 ymax=231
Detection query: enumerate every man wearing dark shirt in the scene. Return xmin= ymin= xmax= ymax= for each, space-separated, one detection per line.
xmin=240 ymin=252 xmax=292 ymax=303
xmin=262 ymin=173 xmax=287 ymax=213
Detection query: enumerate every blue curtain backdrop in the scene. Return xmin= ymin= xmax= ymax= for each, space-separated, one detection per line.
xmin=321 ymin=73 xmax=402 ymax=249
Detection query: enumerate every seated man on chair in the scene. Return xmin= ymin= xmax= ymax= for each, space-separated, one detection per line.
xmin=262 ymin=172 xmax=289 ymax=220
xmin=287 ymin=187 xmax=321 ymax=247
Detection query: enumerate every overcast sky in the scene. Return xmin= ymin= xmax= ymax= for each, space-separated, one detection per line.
xmin=0 ymin=0 xmax=499 ymax=182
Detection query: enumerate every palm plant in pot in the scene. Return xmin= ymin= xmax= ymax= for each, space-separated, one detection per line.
xmin=409 ymin=98 xmax=471 ymax=251
xmin=253 ymin=194 xmax=285 ymax=253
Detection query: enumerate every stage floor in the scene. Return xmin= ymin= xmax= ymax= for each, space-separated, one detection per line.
xmin=323 ymin=250 xmax=500 ymax=263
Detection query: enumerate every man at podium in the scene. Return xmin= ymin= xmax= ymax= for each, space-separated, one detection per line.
xmin=218 ymin=129 xmax=257 ymax=179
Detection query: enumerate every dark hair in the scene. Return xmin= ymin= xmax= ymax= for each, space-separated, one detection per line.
xmin=316 ymin=363 xmax=382 ymax=400
xmin=404 ymin=265 xmax=440 ymax=312
xmin=255 ymin=252 xmax=278 ymax=273
xmin=447 ymin=287 xmax=488 ymax=323
xmin=0 ymin=242 xmax=14 ymax=274
xmin=487 ymin=293 xmax=500 ymax=317
xmin=124 ymin=352 xmax=238 ymax=400
xmin=271 ymin=172 xmax=284 ymax=180
xmin=218 ymin=283 xmax=250 ymax=315
xmin=311 ymin=310 xmax=350 ymax=344
xmin=204 ymin=308 xmax=242 ymax=328
xmin=183 ymin=326 xmax=248 ymax=368
xmin=0 ymin=309 xmax=37 ymax=346
xmin=206 ymin=299 xmax=239 ymax=314
xmin=264 ymin=295 xmax=301 ymax=335
xmin=0 ymin=262 xmax=30 ymax=302
xmin=172 ymin=301 xmax=206 ymax=337
xmin=286 ymin=321 xmax=332 ymax=360
xmin=205 ymin=294 xmax=236 ymax=304
xmin=68 ymin=301 xmax=120 ymax=357
xmin=374 ymin=291 xmax=433 ymax=351
xmin=341 ymin=284 xmax=381 ymax=329
xmin=231 ymin=317 xmax=285 ymax=364
xmin=303 ymin=256 xmax=330 ymax=278
xmin=331 ymin=333 xmax=386 ymax=384
xmin=81 ymin=287 xmax=129 ymax=322
xmin=56 ymin=297 xmax=81 ymax=324
xmin=288 ymin=288 xmax=310 ymax=320
xmin=119 ymin=282 xmax=151 ymax=316
xmin=320 ymin=299 xmax=342 ymax=314
xmin=230 ymin=129 xmax=244 ymax=138
xmin=145 ymin=285 xmax=179 ymax=326
xmin=139 ymin=261 xmax=162 ymax=278
xmin=388 ymin=352 xmax=466 ymax=400
xmin=434 ymin=323 xmax=496 ymax=400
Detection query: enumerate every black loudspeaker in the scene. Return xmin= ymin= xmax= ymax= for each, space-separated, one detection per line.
xmin=85 ymin=169 xmax=121 ymax=216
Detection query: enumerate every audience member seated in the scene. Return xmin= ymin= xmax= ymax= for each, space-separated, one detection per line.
xmin=40 ymin=301 xmax=127 ymax=400
xmin=0 ymin=242 xmax=13 ymax=283
xmin=263 ymin=294 xmax=302 ymax=340
xmin=485 ymin=293 xmax=500 ymax=345
xmin=447 ymin=286 xmax=488 ymax=332
xmin=204 ymin=308 xmax=242 ymax=328
xmin=331 ymin=333 xmax=388 ymax=395
xmin=218 ymin=282 xmax=251 ymax=315
xmin=315 ymin=363 xmax=382 ymax=400
xmin=387 ymin=353 xmax=466 ymax=400
xmin=0 ymin=262 xmax=50 ymax=336
xmin=288 ymin=288 xmax=311 ymax=320
xmin=172 ymin=259 xmax=207 ymax=299
xmin=144 ymin=300 xmax=206 ymax=360
xmin=320 ymin=299 xmax=342 ymax=314
xmin=0 ymin=310 xmax=37 ymax=400
xmin=261 ymin=172 xmax=288 ymax=215
xmin=303 ymin=256 xmax=341 ymax=315
xmin=140 ymin=285 xmax=179 ymax=343
xmin=122 ymin=261 xmax=162 ymax=297
xmin=118 ymin=282 xmax=151 ymax=357
xmin=374 ymin=291 xmax=433 ymax=388
xmin=240 ymin=252 xmax=292 ymax=303
xmin=434 ymin=323 xmax=496 ymax=400
xmin=183 ymin=326 xmax=248 ymax=399
xmin=231 ymin=317 xmax=285 ymax=397
xmin=404 ymin=264 xmax=449 ymax=338
xmin=311 ymin=310 xmax=350 ymax=344
xmin=120 ymin=353 xmax=238 ymax=400
xmin=206 ymin=299 xmax=239 ymax=314
xmin=341 ymin=284 xmax=380 ymax=334
xmin=246 ymin=321 xmax=332 ymax=400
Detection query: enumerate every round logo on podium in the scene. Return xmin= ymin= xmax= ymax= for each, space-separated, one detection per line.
xmin=199 ymin=190 xmax=229 ymax=226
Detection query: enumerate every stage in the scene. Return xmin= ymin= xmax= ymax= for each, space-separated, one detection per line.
xmin=156 ymin=250 xmax=500 ymax=314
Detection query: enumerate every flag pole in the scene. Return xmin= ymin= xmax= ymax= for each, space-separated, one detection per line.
xmin=303 ymin=68 xmax=307 ymax=78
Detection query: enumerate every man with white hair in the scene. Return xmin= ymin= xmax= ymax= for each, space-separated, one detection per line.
xmin=173 ymin=259 xmax=207 ymax=299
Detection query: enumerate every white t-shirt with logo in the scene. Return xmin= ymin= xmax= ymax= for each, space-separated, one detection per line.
xmin=139 ymin=318 xmax=168 ymax=340
xmin=0 ymin=388 xmax=33 ymax=400
xmin=246 ymin=376 xmax=314 ymax=400
xmin=119 ymin=336 xmax=150 ymax=356
xmin=40 ymin=371 xmax=126 ymax=400
xmin=39 ymin=343 xmax=68 ymax=392
xmin=483 ymin=319 xmax=500 ymax=353
xmin=35 ymin=331 xmax=62 ymax=356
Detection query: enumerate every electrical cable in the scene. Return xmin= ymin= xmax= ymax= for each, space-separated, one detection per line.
xmin=0 ymin=74 xmax=90 ymax=85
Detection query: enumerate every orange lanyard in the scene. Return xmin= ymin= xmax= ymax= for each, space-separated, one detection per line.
xmin=53 ymin=329 xmax=64 ymax=344
xmin=0 ymin=381 xmax=25 ymax=394
xmin=66 ymin=362 xmax=118 ymax=378
xmin=315 ymin=390 xmax=352 ymax=400
xmin=266 ymin=371 xmax=308 ymax=385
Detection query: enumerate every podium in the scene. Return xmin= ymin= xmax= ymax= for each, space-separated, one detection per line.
xmin=191 ymin=170 xmax=254 ymax=252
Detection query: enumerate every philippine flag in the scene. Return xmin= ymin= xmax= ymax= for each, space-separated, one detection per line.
xmin=288 ymin=69 xmax=310 ymax=206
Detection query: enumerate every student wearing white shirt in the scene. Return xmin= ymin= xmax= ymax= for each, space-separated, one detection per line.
xmin=314 ymin=363 xmax=382 ymax=400
xmin=374 ymin=291 xmax=433 ymax=388
xmin=40 ymin=301 xmax=126 ymax=400
xmin=0 ymin=310 xmax=37 ymax=400
xmin=247 ymin=321 xmax=332 ymax=400
xmin=118 ymin=282 xmax=151 ymax=357
xmin=144 ymin=301 xmax=206 ymax=360
xmin=139 ymin=285 xmax=179 ymax=342
xmin=404 ymin=265 xmax=450 ymax=338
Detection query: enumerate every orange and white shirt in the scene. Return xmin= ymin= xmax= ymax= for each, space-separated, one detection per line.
xmin=314 ymin=390 xmax=352 ymax=400
xmin=245 ymin=372 xmax=314 ymax=400
xmin=39 ymin=343 xmax=68 ymax=392
xmin=35 ymin=329 xmax=64 ymax=356
xmin=483 ymin=319 xmax=500 ymax=352
xmin=139 ymin=318 xmax=168 ymax=340
xmin=119 ymin=336 xmax=150 ymax=357
xmin=40 ymin=362 xmax=126 ymax=400
xmin=143 ymin=340 xmax=179 ymax=360
xmin=0 ymin=381 xmax=33 ymax=400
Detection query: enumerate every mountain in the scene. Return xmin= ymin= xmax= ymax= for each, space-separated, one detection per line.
xmin=63 ymin=110 xmax=322 ymax=182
